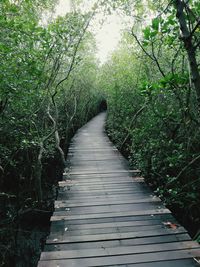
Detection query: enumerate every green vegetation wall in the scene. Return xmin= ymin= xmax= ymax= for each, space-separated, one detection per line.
xmin=98 ymin=0 xmax=200 ymax=238
xmin=0 ymin=1 xmax=102 ymax=266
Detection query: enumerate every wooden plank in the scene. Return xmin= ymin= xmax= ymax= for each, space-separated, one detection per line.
xmin=101 ymin=259 xmax=200 ymax=267
xmin=51 ymin=208 xmax=171 ymax=221
xmin=50 ymin=214 xmax=174 ymax=226
xmin=46 ymin=227 xmax=187 ymax=244
xmin=55 ymin=202 xmax=165 ymax=215
xmin=68 ymin=148 xmax=118 ymax=151
xmin=58 ymin=189 xmax=152 ymax=197
xmin=57 ymin=191 xmax=152 ymax=199
xmin=55 ymin=195 xmax=157 ymax=204
xmin=58 ymin=186 xmax=147 ymax=193
xmin=59 ymin=186 xmax=150 ymax=193
xmin=67 ymin=169 xmax=141 ymax=176
xmin=70 ymin=161 xmax=125 ymax=165
xmin=41 ymin=241 xmax=199 ymax=260
xmin=61 ymin=178 xmax=133 ymax=183
xmin=58 ymin=190 xmax=149 ymax=197
xmin=60 ymin=179 xmax=144 ymax=185
xmin=48 ymin=225 xmax=172 ymax=239
xmin=68 ymin=157 xmax=124 ymax=161
xmin=68 ymin=156 xmax=122 ymax=159
xmin=50 ymin=219 xmax=174 ymax=231
xmin=53 ymin=203 xmax=164 ymax=215
xmin=54 ymin=197 xmax=160 ymax=208
xmin=59 ymin=178 xmax=144 ymax=186
xmin=58 ymin=182 xmax=143 ymax=188
xmin=63 ymin=173 xmax=134 ymax=179
xmin=44 ymin=233 xmax=191 ymax=252
xmin=61 ymin=178 xmax=134 ymax=183
xmin=49 ymin=223 xmax=168 ymax=239
xmin=57 ymin=193 xmax=152 ymax=201
xmin=59 ymin=179 xmax=139 ymax=185
xmin=38 ymin=249 xmax=200 ymax=267
xmin=57 ymin=191 xmax=150 ymax=197
xmin=58 ymin=188 xmax=151 ymax=195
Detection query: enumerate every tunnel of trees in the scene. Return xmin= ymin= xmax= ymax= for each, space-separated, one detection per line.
xmin=0 ymin=0 xmax=200 ymax=266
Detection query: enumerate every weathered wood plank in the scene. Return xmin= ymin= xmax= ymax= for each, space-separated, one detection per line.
xmin=50 ymin=213 xmax=174 ymax=226
xmin=63 ymin=172 xmax=133 ymax=178
xmin=48 ymin=225 xmax=176 ymax=239
xmin=46 ymin=227 xmax=187 ymax=244
xmin=67 ymin=169 xmax=141 ymax=176
xmin=59 ymin=187 xmax=151 ymax=194
xmin=51 ymin=208 xmax=171 ymax=221
xmin=101 ymin=259 xmax=200 ymax=267
xmin=59 ymin=178 xmax=144 ymax=186
xmin=57 ymin=192 xmax=153 ymax=201
xmin=69 ymin=185 xmax=146 ymax=191
xmin=53 ymin=203 xmax=164 ymax=216
xmin=41 ymin=241 xmax=199 ymax=260
xmin=57 ymin=193 xmax=152 ymax=200
xmin=50 ymin=219 xmax=174 ymax=231
xmin=44 ymin=233 xmax=191 ymax=252
xmin=38 ymin=249 xmax=200 ymax=267
xmin=54 ymin=197 xmax=160 ymax=208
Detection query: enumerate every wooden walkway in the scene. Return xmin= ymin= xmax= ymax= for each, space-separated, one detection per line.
xmin=38 ymin=112 xmax=200 ymax=267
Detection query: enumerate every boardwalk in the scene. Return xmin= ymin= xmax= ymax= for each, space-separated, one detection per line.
xmin=38 ymin=112 xmax=200 ymax=267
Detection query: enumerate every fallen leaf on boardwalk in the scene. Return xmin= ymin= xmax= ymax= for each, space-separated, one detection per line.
xmin=65 ymin=208 xmax=70 ymax=211
xmin=163 ymin=221 xmax=179 ymax=229
xmin=65 ymin=227 xmax=68 ymax=231
xmin=53 ymin=238 xmax=58 ymax=242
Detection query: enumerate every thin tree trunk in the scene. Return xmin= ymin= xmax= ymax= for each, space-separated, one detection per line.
xmin=55 ymin=129 xmax=66 ymax=167
xmin=34 ymin=141 xmax=44 ymax=202
xmin=34 ymin=108 xmax=57 ymax=202
xmin=47 ymin=105 xmax=67 ymax=167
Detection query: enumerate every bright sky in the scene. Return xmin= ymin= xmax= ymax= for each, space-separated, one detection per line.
xmin=55 ymin=0 xmax=71 ymax=17
xmin=55 ymin=0 xmax=124 ymax=63
xmin=94 ymin=15 xmax=123 ymax=63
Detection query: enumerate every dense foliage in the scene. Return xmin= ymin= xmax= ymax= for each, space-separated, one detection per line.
xmin=0 ymin=1 xmax=102 ymax=266
xmin=99 ymin=0 xmax=200 ymax=237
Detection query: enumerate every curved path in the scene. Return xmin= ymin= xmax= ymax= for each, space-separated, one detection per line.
xmin=38 ymin=112 xmax=200 ymax=267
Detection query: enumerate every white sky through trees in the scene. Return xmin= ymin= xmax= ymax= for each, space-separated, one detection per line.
xmin=55 ymin=0 xmax=124 ymax=63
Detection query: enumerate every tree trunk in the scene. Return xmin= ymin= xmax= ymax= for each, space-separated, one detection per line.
xmin=47 ymin=105 xmax=67 ymax=168
xmin=55 ymin=129 xmax=66 ymax=168
xmin=34 ymin=142 xmax=43 ymax=202
xmin=174 ymin=0 xmax=200 ymax=104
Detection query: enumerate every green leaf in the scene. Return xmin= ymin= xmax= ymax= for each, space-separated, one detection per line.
xmin=143 ymin=27 xmax=151 ymax=40
xmin=152 ymin=18 xmax=159 ymax=31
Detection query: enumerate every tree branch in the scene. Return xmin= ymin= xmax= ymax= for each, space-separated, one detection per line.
xmin=53 ymin=11 xmax=95 ymax=96
xmin=151 ymin=40 xmax=166 ymax=77
xmin=176 ymin=154 xmax=200 ymax=180
xmin=190 ymin=19 xmax=200 ymax=37
xmin=120 ymin=104 xmax=147 ymax=149
xmin=131 ymin=29 xmax=155 ymax=61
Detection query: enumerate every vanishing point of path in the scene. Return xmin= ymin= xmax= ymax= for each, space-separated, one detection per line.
xmin=38 ymin=112 xmax=200 ymax=267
